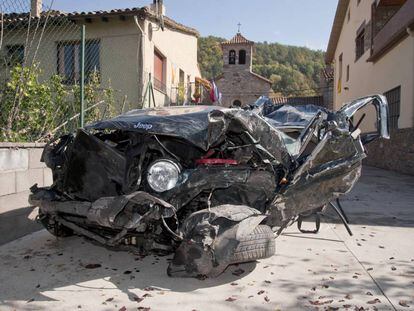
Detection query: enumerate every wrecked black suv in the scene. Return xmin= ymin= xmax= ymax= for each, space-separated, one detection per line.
xmin=30 ymin=95 xmax=389 ymax=278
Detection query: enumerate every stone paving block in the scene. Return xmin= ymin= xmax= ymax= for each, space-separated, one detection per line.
xmin=15 ymin=168 xmax=43 ymax=193
xmin=29 ymin=148 xmax=46 ymax=169
xmin=0 ymin=149 xmax=28 ymax=172
xmin=0 ymin=172 xmax=16 ymax=196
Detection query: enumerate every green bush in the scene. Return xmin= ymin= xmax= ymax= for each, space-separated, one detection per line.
xmin=0 ymin=64 xmax=115 ymax=142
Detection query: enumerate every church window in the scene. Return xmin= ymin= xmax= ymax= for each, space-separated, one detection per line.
xmin=229 ymin=50 xmax=236 ymax=65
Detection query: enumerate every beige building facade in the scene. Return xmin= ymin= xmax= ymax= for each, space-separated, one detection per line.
xmin=0 ymin=2 xmax=200 ymax=109
xmin=326 ymin=0 xmax=414 ymax=174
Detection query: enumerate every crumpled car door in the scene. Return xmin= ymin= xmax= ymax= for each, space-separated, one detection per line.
xmin=268 ymin=95 xmax=390 ymax=222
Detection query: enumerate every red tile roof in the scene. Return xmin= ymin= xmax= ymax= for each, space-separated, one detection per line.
xmin=321 ymin=67 xmax=334 ymax=82
xmin=221 ymin=32 xmax=254 ymax=45
xmin=3 ymin=7 xmax=199 ymax=37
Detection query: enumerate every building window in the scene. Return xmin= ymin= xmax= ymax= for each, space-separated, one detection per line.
xmin=154 ymin=49 xmax=166 ymax=92
xmin=384 ymin=86 xmax=401 ymax=130
xmin=229 ymin=50 xmax=236 ymax=65
xmin=355 ymin=25 xmax=365 ymax=61
xmin=238 ymin=50 xmax=246 ymax=65
xmin=346 ymin=65 xmax=350 ymax=82
xmin=57 ymin=40 xmax=100 ymax=84
xmin=6 ymin=45 xmax=25 ymax=66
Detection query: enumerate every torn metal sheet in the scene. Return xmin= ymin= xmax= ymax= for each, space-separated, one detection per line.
xmin=30 ymin=95 xmax=390 ymax=278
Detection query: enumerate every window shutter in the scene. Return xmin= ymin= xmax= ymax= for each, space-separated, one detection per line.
xmin=154 ymin=50 xmax=164 ymax=83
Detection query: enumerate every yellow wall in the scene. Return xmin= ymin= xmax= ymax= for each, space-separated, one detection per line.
xmin=332 ymin=0 xmax=414 ymax=129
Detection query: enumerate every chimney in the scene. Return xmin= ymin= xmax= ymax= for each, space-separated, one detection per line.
xmin=150 ymin=0 xmax=166 ymax=16
xmin=31 ymin=0 xmax=42 ymax=18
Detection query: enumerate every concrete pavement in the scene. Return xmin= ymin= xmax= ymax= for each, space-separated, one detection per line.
xmin=0 ymin=166 xmax=413 ymax=310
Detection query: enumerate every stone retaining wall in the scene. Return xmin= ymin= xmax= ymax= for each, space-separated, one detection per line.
xmin=0 ymin=143 xmax=51 ymax=244
xmin=363 ymin=127 xmax=414 ymax=176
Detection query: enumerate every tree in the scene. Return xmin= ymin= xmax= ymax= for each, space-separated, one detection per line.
xmin=198 ymin=37 xmax=326 ymax=96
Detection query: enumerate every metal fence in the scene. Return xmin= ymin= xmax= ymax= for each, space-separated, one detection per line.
xmin=0 ymin=0 xmax=122 ymax=142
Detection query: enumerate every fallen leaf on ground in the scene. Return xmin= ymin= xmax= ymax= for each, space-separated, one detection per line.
xmin=345 ymin=294 xmax=353 ymax=300
xmin=308 ymin=300 xmax=333 ymax=305
xmin=230 ymin=282 xmax=238 ymax=286
xmin=85 ymin=263 xmax=101 ymax=269
xmin=257 ymin=290 xmax=265 ymax=295
xmin=118 ymin=307 xmax=126 ymax=311
xmin=106 ymin=298 xmax=114 ymax=302
xmin=367 ymin=298 xmax=381 ymax=304
xmin=264 ymin=296 xmax=270 ymax=302
xmin=399 ymin=300 xmax=410 ymax=308
xmin=225 ymin=297 xmax=236 ymax=302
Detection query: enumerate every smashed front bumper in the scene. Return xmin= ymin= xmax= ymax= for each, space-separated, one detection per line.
xmin=30 ymin=187 xmax=177 ymax=249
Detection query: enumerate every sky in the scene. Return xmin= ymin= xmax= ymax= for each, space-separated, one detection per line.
xmin=43 ymin=0 xmax=337 ymax=51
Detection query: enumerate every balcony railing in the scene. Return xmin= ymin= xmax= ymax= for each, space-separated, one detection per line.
xmin=369 ymin=0 xmax=414 ymax=61
xmin=154 ymin=77 xmax=167 ymax=93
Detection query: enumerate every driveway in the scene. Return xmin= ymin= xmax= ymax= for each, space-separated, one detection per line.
xmin=0 ymin=166 xmax=413 ymax=310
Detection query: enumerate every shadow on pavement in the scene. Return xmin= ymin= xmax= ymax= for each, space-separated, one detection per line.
xmin=0 ymin=231 xmax=256 ymax=305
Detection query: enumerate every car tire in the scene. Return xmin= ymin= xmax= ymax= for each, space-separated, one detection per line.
xmin=231 ymin=225 xmax=275 ymax=264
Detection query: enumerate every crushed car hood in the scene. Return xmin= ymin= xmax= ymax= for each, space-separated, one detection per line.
xmin=86 ymin=106 xmax=229 ymax=152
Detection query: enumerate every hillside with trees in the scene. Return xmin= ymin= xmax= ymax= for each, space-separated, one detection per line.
xmin=198 ymin=36 xmax=325 ymax=97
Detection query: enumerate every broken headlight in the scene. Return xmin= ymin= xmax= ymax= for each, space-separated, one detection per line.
xmin=147 ymin=159 xmax=181 ymax=192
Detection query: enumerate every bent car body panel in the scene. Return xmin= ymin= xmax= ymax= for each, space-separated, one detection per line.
xmin=30 ymin=95 xmax=390 ymax=277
